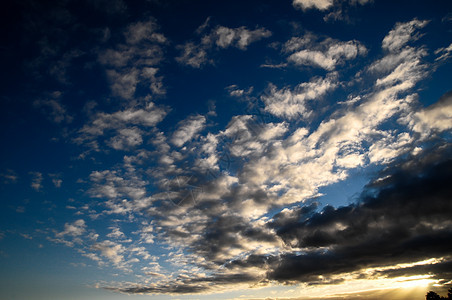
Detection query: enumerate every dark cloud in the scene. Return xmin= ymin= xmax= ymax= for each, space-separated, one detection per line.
xmin=190 ymin=213 xmax=276 ymax=262
xmin=109 ymin=284 xmax=206 ymax=295
xmin=114 ymin=144 xmax=451 ymax=294
xmin=111 ymin=272 xmax=259 ymax=295
xmin=267 ymin=145 xmax=452 ymax=282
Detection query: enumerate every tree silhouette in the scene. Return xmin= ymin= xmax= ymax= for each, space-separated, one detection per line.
xmin=426 ymin=291 xmax=442 ymax=300
xmin=426 ymin=288 xmax=452 ymax=300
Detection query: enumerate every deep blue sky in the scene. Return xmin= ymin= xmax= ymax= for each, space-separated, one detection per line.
xmin=1 ymin=0 xmax=452 ymax=299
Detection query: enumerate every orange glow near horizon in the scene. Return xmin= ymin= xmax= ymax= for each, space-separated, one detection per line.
xmin=243 ymin=273 xmax=441 ymax=300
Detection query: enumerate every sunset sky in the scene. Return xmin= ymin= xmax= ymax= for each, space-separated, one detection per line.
xmin=1 ymin=0 xmax=451 ymax=299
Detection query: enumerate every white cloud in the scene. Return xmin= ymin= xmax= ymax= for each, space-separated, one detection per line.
xmin=286 ymin=36 xmax=367 ymax=70
xmin=49 ymin=173 xmax=63 ymax=188
xmin=262 ymin=74 xmax=337 ymax=119
xmin=213 ymin=26 xmax=272 ymax=50
xmin=141 ymin=67 xmax=166 ymax=95
xmin=0 ymin=169 xmax=18 ymax=184
xmin=98 ymin=48 xmax=132 ymax=68
xmin=382 ymin=19 xmax=429 ymax=52
xmin=239 ymin=87 xmax=414 ymax=207
xmin=108 ymin=127 xmax=143 ymax=150
xmin=52 ymin=178 xmax=63 ymax=188
xmin=226 ymin=85 xmax=253 ymax=98
xmin=283 ymin=34 xmax=314 ymax=53
xmin=76 ymin=102 xmax=167 ymax=151
xmin=292 ymin=0 xmax=373 ymax=12
xmin=98 ymin=18 xmax=167 ymax=99
xmin=89 ymin=169 xmax=148 ymax=203
xmin=57 ymin=219 xmax=86 ymax=237
xmin=124 ymin=19 xmax=166 ymax=45
xmin=293 ymin=0 xmax=334 ymax=11
xmin=220 ymin=116 xmax=289 ymax=158
xmin=368 ymin=132 xmax=413 ymax=164
xmin=196 ymin=17 xmax=211 ymax=34
xmin=106 ymin=68 xmax=140 ymax=99
xmin=176 ymin=42 xmax=209 ymax=68
xmin=139 ymin=232 xmax=155 ymax=244
xmin=50 ymin=16 xmax=448 ymax=293
xmin=368 ymin=48 xmax=418 ymax=73
xmin=33 ymin=91 xmax=73 ymax=123
xmin=258 ymin=122 xmax=288 ymax=141
xmin=435 ymin=43 xmax=452 ymax=61
xmin=196 ymin=133 xmax=220 ymax=171
xmin=107 ymin=227 xmax=125 ymax=239
xmin=176 ymin=25 xmax=271 ymax=67
xmin=236 ymin=22 xmax=430 ymax=210
xmin=375 ymin=58 xmax=425 ymax=89
xmin=289 ymin=50 xmax=336 ymax=70
xmin=131 ymin=247 xmax=154 ymax=260
xmin=171 ymin=115 xmax=206 ymax=147
xmin=30 ymin=172 xmax=43 ymax=191
xmin=92 ymin=240 xmax=125 ymax=265
xmin=407 ymin=91 xmax=452 ymax=137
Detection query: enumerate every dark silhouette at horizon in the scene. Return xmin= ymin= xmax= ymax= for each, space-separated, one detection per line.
xmin=426 ymin=288 xmax=452 ymax=300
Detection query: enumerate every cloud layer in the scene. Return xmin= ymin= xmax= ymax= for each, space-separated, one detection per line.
xmin=7 ymin=3 xmax=451 ymax=298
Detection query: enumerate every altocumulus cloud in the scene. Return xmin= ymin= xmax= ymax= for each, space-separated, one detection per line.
xmin=176 ymin=22 xmax=271 ymax=68
xmin=9 ymin=1 xmax=450 ymax=298
xmin=267 ymin=145 xmax=452 ymax=283
xmin=94 ymin=18 xmax=452 ymax=295
xmin=106 ymin=144 xmax=452 ymax=294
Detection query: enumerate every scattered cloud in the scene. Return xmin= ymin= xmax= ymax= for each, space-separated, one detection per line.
xmin=56 ymin=219 xmax=86 ymax=238
xmin=106 ymin=69 xmax=140 ymax=99
xmin=102 ymin=19 xmax=445 ymax=294
xmin=267 ymin=148 xmax=452 ymax=284
xmin=108 ymin=127 xmax=143 ymax=150
xmin=76 ymin=102 xmax=168 ymax=152
xmin=293 ymin=0 xmax=334 ymax=11
xmin=33 ymin=91 xmax=73 ymax=123
xmin=30 ymin=172 xmax=43 ymax=191
xmin=213 ymin=26 xmax=272 ymax=50
xmin=49 ymin=173 xmax=63 ymax=188
xmin=407 ymin=90 xmax=452 ymax=138
xmin=284 ymin=33 xmax=367 ymax=70
xmin=435 ymin=43 xmax=452 ymax=61
xmin=382 ymin=19 xmax=429 ymax=52
xmin=261 ymin=73 xmax=337 ymax=119
xmin=92 ymin=240 xmax=126 ymax=265
xmin=293 ymin=0 xmax=373 ymax=12
xmin=0 ymin=169 xmax=18 ymax=184
xmin=123 ymin=19 xmax=166 ymax=45
xmin=226 ymin=85 xmax=254 ymax=98
xmin=171 ymin=115 xmax=206 ymax=147
xmin=108 ymin=146 xmax=452 ymax=294
xmin=176 ymin=23 xmax=271 ymax=68
xmin=82 ymin=104 xmax=167 ymax=135
xmin=175 ymin=42 xmax=210 ymax=68
xmin=26 ymin=12 xmax=451 ymax=298
xmin=99 ymin=18 xmax=167 ymax=99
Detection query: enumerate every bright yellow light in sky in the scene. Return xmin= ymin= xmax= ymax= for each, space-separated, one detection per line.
xmin=236 ymin=271 xmax=441 ymax=300
xmin=396 ymin=275 xmax=436 ymax=289
xmin=299 ymin=275 xmax=438 ymax=299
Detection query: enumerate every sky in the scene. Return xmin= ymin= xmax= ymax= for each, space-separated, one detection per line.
xmin=0 ymin=0 xmax=451 ymax=299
